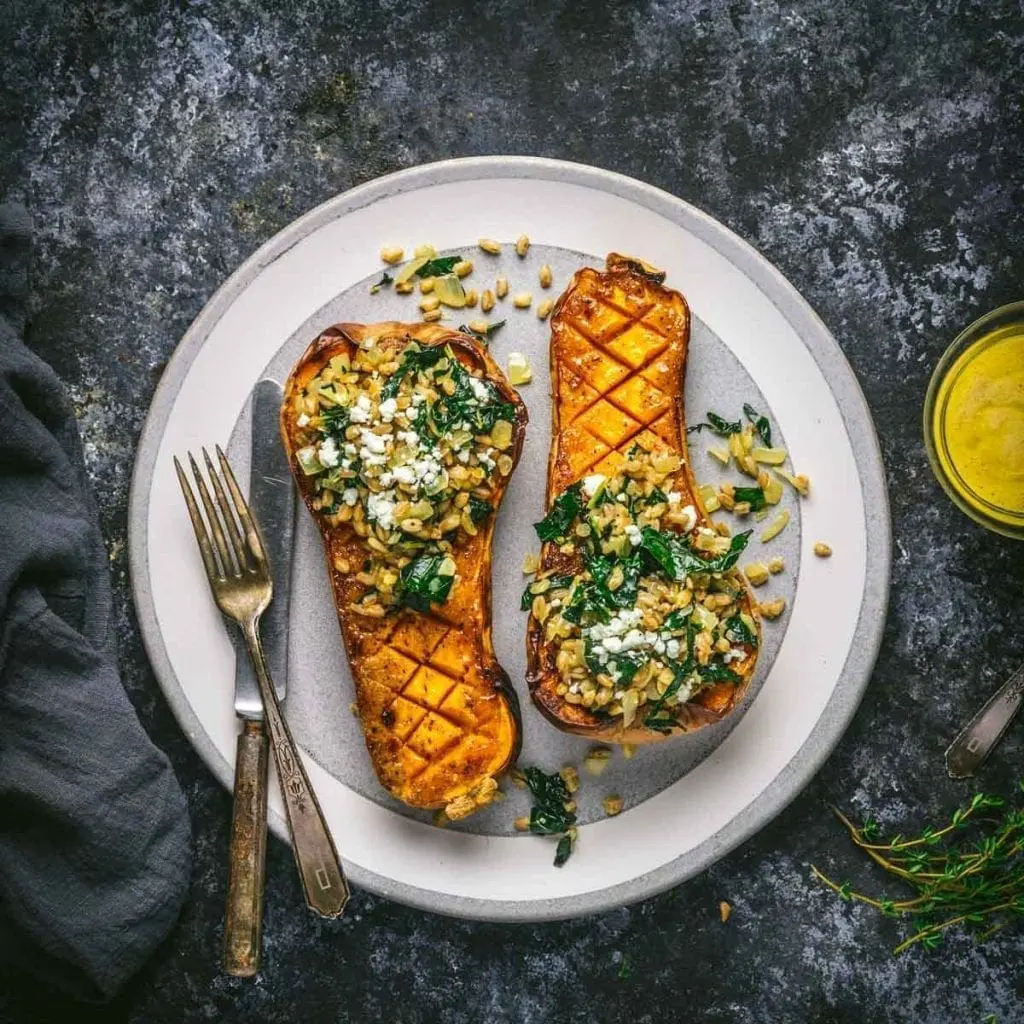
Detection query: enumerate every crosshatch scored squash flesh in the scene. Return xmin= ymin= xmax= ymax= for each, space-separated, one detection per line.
xmin=281 ymin=322 xmax=526 ymax=815
xmin=525 ymin=254 xmax=762 ymax=743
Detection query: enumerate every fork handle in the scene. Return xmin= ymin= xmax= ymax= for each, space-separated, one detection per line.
xmin=223 ymin=719 xmax=269 ymax=976
xmin=945 ymin=661 xmax=1024 ymax=778
xmin=242 ymin=619 xmax=350 ymax=918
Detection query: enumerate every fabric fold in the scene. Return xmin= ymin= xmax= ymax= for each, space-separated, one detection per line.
xmin=0 ymin=202 xmax=192 ymax=1002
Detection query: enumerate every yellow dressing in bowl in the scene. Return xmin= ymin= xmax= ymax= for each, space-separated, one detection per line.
xmin=928 ymin=314 xmax=1024 ymax=534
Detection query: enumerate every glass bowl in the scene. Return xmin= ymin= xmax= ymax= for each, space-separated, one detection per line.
xmin=923 ymin=300 xmax=1024 ymax=540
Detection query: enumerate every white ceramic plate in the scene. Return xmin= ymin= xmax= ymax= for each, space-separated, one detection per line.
xmin=129 ymin=157 xmax=890 ymax=921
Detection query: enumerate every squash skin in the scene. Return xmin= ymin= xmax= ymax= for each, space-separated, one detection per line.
xmin=282 ymin=322 xmax=525 ymax=809
xmin=526 ymin=254 xmax=761 ymax=744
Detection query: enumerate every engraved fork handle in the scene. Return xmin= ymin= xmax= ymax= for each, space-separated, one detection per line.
xmin=223 ymin=719 xmax=269 ymax=976
xmin=945 ymin=662 xmax=1024 ymax=778
xmin=242 ymin=617 xmax=350 ymax=917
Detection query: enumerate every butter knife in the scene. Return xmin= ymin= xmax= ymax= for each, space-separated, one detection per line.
xmin=223 ymin=378 xmax=296 ymax=977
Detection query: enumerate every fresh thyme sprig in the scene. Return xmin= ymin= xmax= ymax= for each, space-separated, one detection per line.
xmin=812 ymin=784 xmax=1024 ymax=954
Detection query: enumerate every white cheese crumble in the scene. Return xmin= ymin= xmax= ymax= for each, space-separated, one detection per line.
xmin=318 ymin=437 xmax=340 ymax=468
xmin=469 ymin=377 xmax=490 ymax=402
xmin=366 ymin=491 xmax=396 ymax=530
xmin=378 ymin=397 xmax=397 ymax=422
xmin=582 ymin=473 xmax=606 ymax=497
xmin=342 ymin=488 xmax=359 ymax=506
xmin=678 ymin=504 xmax=697 ymax=531
xmin=296 ymin=413 xmax=310 ymax=428
xmin=625 ymin=523 xmax=643 ymax=546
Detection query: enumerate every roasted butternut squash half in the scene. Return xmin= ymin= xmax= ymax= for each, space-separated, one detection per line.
xmin=282 ymin=322 xmax=526 ymax=816
xmin=525 ymin=255 xmax=761 ymax=743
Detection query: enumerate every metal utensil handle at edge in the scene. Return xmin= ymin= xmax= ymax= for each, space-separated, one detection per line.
xmin=222 ymin=720 xmax=270 ymax=976
xmin=945 ymin=662 xmax=1024 ymax=779
xmin=242 ymin=617 xmax=350 ymax=917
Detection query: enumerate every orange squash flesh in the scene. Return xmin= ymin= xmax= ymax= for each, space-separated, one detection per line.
xmin=282 ymin=322 xmax=525 ymax=810
xmin=526 ymin=254 xmax=761 ymax=743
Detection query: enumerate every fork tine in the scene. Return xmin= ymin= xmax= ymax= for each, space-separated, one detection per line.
xmin=174 ymin=456 xmax=222 ymax=582
xmin=189 ymin=451 xmax=238 ymax=578
xmin=203 ymin=447 xmax=249 ymax=572
xmin=216 ymin=445 xmax=267 ymax=567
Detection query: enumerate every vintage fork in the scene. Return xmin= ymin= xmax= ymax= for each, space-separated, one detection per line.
xmin=175 ymin=447 xmax=349 ymax=926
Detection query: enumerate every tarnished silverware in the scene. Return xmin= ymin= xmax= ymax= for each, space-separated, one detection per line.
xmin=174 ymin=446 xmax=349 ymax=935
xmin=945 ymin=661 xmax=1024 ymax=778
xmin=219 ymin=381 xmax=297 ymax=977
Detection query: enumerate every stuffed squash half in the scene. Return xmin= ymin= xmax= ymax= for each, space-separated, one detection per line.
xmin=282 ymin=322 xmax=525 ymax=817
xmin=525 ymin=255 xmax=761 ymax=744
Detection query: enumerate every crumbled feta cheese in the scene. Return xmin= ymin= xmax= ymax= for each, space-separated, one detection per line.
xmin=378 ymin=397 xmax=397 ymax=422
xmin=625 ymin=524 xmax=643 ymax=546
xmin=344 ymin=443 xmax=357 ymax=458
xmin=359 ymin=429 xmax=387 ymax=455
xmin=679 ymin=504 xmax=697 ymax=531
xmin=296 ymin=413 xmax=310 ymax=428
xmin=666 ymin=639 xmax=681 ymax=660
xmin=722 ymin=647 xmax=746 ymax=664
xmin=342 ymin=488 xmax=359 ymax=507
xmin=582 ymin=474 xmax=606 ymax=497
xmin=667 ymin=490 xmax=681 ymax=505
xmin=602 ymin=636 xmax=623 ymax=654
xmin=654 ymin=639 xmax=666 ymax=655
xmin=391 ymin=465 xmax=416 ymax=485
xmin=470 ymin=377 xmax=490 ymax=402
xmin=397 ymin=429 xmax=419 ymax=450
xmin=379 ymin=471 xmax=394 ymax=487
xmin=317 ymin=437 xmax=340 ymax=468
xmin=349 ymin=394 xmax=372 ymax=424
xmin=366 ymin=491 xmax=396 ymax=529
xmin=411 ymin=392 xmax=425 ymax=406
xmin=457 ymin=450 xmax=470 ymax=463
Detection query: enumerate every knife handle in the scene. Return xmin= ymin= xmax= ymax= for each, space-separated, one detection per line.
xmin=222 ymin=719 xmax=269 ymax=977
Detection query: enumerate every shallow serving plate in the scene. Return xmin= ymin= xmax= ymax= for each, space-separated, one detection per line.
xmin=129 ymin=156 xmax=890 ymax=921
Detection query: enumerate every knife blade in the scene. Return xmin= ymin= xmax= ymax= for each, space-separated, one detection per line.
xmin=234 ymin=378 xmax=295 ymax=717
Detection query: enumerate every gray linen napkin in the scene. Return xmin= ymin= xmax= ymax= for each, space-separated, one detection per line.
xmin=0 ymin=203 xmax=191 ymax=1001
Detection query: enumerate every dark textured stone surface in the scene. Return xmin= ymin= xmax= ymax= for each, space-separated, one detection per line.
xmin=2 ymin=1 xmax=1024 ymax=1020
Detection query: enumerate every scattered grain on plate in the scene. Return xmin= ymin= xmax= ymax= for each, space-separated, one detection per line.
xmin=350 ymin=701 xmax=360 ymax=717
xmin=495 ymin=275 xmax=509 ymax=299
xmin=422 ymin=309 xmax=443 ymax=323
xmin=767 ymin=555 xmax=785 ymax=574
xmin=559 ymin=765 xmax=580 ymax=793
xmin=513 ymin=291 xmax=533 ymax=309
xmin=584 ymin=746 xmax=612 ymax=776
xmin=509 ymin=768 xmax=528 ymax=789
xmin=602 ymin=794 xmax=624 ymax=817
xmin=464 ymin=289 xmax=478 ymax=308
xmin=720 ymin=901 xmax=732 ymax=923
xmin=469 ymin=318 xmax=492 ymax=336
xmin=419 ymin=276 xmax=435 ymax=294
xmin=537 ymin=298 xmax=554 ymax=320
xmin=622 ymin=742 xmax=637 ymax=760
xmin=758 ymin=597 xmax=786 ymax=619
xmin=419 ymin=295 xmax=440 ymax=312
xmin=478 ymin=238 xmax=501 ymax=255
xmin=539 ymin=264 xmax=553 ymax=288
xmin=453 ymin=259 xmax=474 ymax=278
xmin=814 ymin=541 xmax=833 ymax=557
xmin=481 ymin=289 xmax=495 ymax=313
xmin=514 ymin=815 xmax=530 ymax=831
xmin=521 ymin=551 xmax=540 ymax=574
xmin=515 ymin=234 xmax=530 ymax=257
xmin=395 ymin=280 xmax=414 ymax=294
xmin=743 ymin=562 xmax=770 ymax=586
xmin=380 ymin=245 xmax=404 ymax=264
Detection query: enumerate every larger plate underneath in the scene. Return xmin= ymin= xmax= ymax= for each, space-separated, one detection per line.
xmin=129 ymin=157 xmax=890 ymax=921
